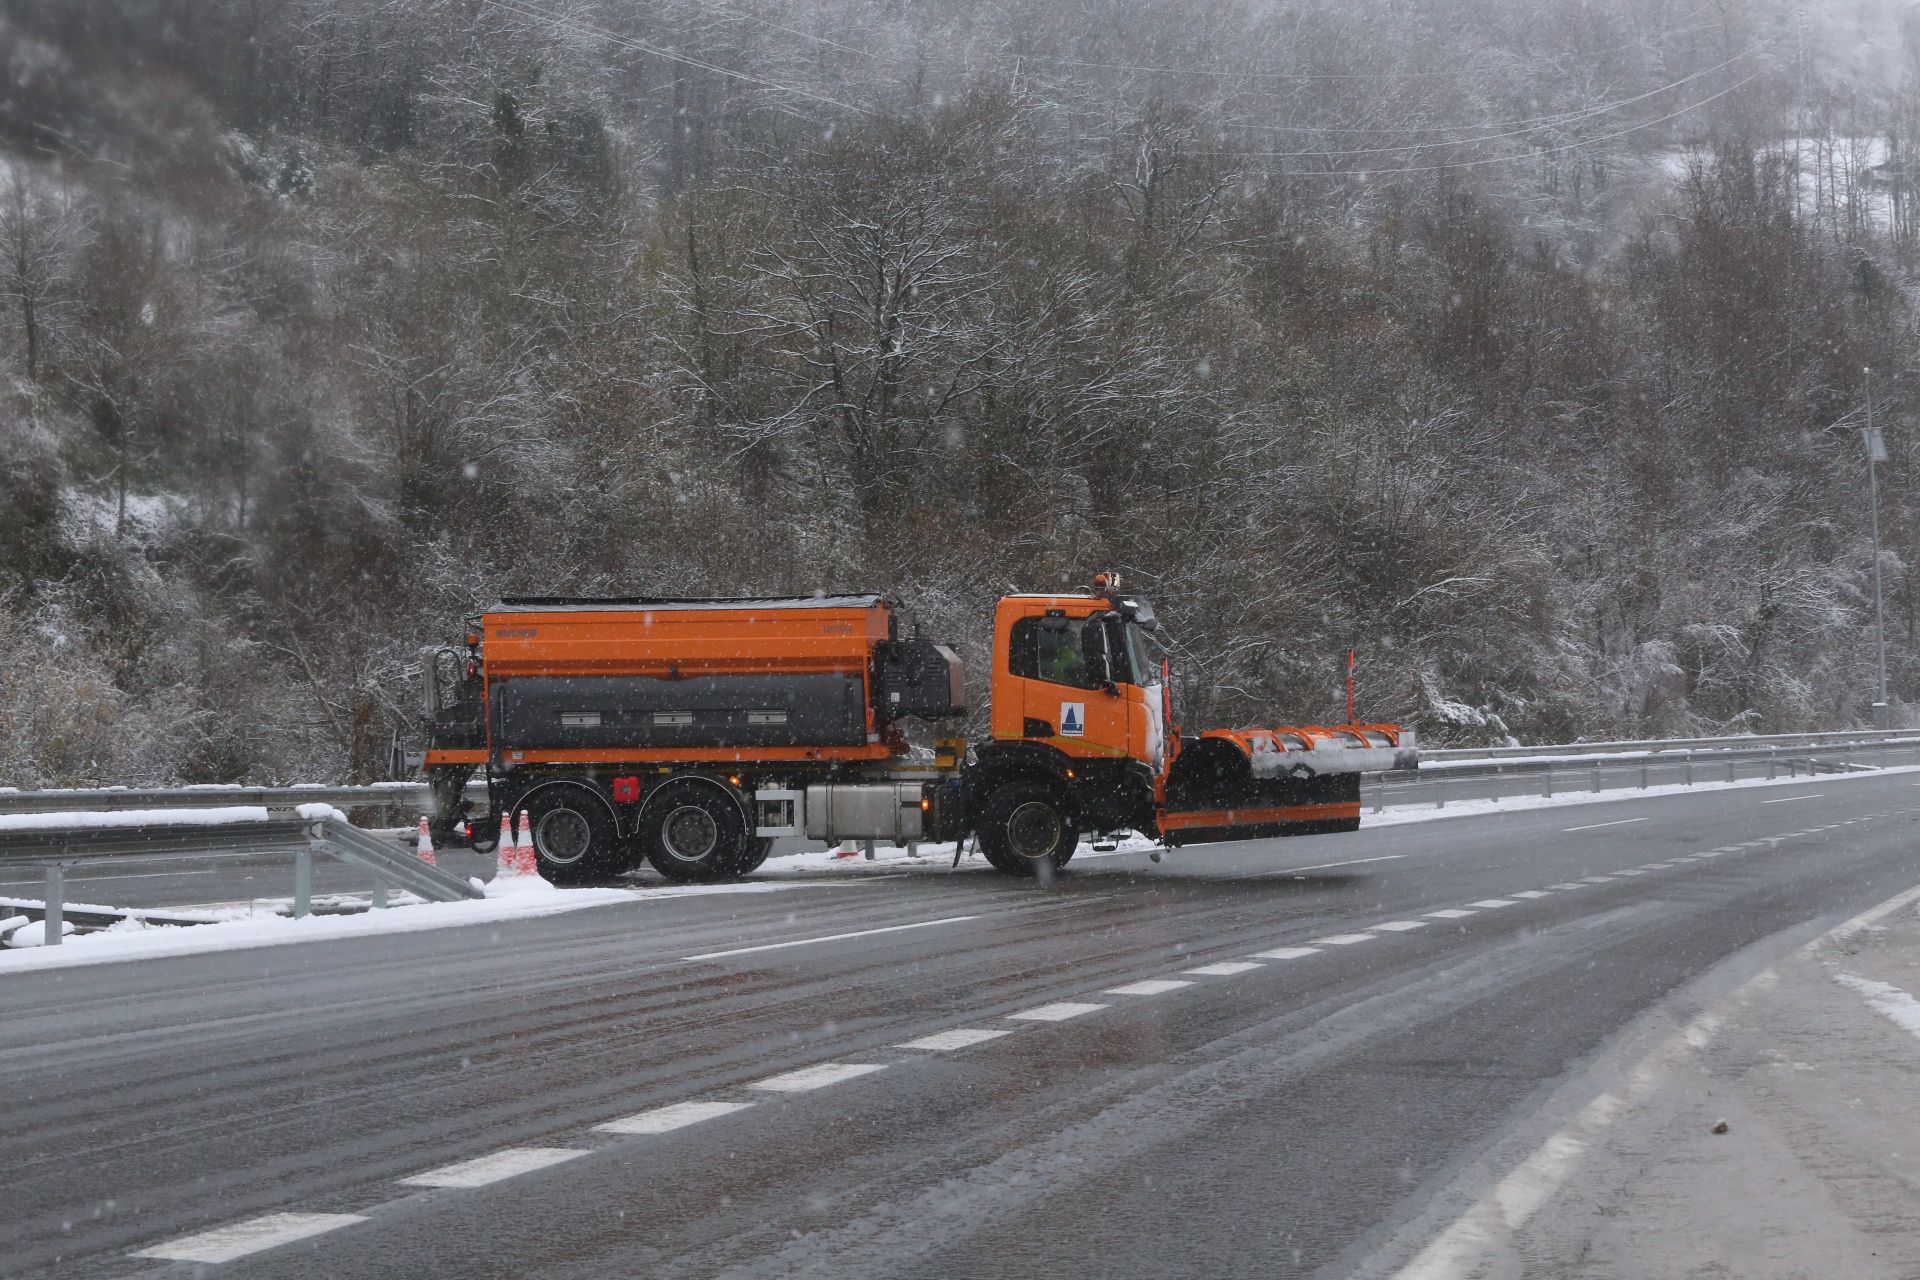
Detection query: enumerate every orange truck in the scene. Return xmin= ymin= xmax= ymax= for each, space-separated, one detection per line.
xmin=415 ymin=576 xmax=1416 ymax=882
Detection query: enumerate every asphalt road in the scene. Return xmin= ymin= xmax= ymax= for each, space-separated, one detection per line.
xmin=7 ymin=773 xmax=1920 ymax=1278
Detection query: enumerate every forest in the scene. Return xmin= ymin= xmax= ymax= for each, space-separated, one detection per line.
xmin=0 ymin=0 xmax=1916 ymax=785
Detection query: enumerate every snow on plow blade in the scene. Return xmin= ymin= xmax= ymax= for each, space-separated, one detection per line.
xmin=1214 ymin=724 xmax=1417 ymax=778
xmin=1158 ymin=725 xmax=1415 ymax=847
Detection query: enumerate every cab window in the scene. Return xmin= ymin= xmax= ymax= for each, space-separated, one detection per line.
xmin=1009 ymin=617 xmax=1104 ymax=690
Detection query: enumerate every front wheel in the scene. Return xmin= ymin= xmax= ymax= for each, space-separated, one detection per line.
xmin=978 ymin=782 xmax=1079 ymax=877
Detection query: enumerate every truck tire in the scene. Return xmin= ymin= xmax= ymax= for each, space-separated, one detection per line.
xmin=640 ymin=778 xmax=755 ymax=881
xmin=522 ymin=782 xmax=624 ymax=885
xmin=978 ymin=782 xmax=1079 ymax=877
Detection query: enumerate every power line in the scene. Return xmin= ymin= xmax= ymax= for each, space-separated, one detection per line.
xmin=1234 ymin=68 xmax=1765 ymax=177
xmin=1203 ymin=47 xmax=1759 ymax=159
xmin=479 ymin=0 xmax=871 ymax=116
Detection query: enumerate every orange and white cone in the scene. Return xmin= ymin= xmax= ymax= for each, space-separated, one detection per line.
xmin=832 ymin=839 xmax=860 ymax=860
xmin=498 ymin=813 xmax=517 ymax=876
xmin=415 ymin=816 xmax=437 ymax=866
xmin=516 ymin=809 xmax=535 ymax=876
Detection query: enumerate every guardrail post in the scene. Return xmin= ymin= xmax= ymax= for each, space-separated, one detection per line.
xmin=1685 ymin=760 xmax=1694 ymax=786
xmin=1728 ymin=760 xmax=1736 ymax=783
xmin=1788 ymin=758 xmax=1798 ymax=778
xmin=1435 ymin=777 xmax=1446 ymax=809
xmin=293 ymin=848 xmax=312 ymax=918
xmin=371 ymin=877 xmax=388 ymax=910
xmin=1591 ymin=766 xmax=1601 ymax=793
xmin=44 ymin=864 xmax=64 ymax=947
xmin=1767 ymin=751 xmax=1777 ymax=780
xmin=1543 ymin=770 xmax=1553 ymax=798
xmin=1372 ymin=784 xmax=1385 ymax=814
xmin=1640 ymin=764 xmax=1649 ymax=789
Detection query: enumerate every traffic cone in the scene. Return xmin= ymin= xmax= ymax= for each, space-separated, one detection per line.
xmin=498 ymin=813 xmax=517 ymax=876
xmin=832 ymin=839 xmax=860 ymax=859
xmin=415 ymin=816 xmax=437 ymax=866
xmin=516 ymin=809 xmax=535 ymax=876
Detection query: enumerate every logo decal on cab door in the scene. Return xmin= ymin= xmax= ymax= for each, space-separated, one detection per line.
xmin=1059 ymin=702 xmax=1085 ymax=737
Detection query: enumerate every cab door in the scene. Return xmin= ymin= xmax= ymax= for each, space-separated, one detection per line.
xmin=1007 ymin=612 xmax=1131 ymax=758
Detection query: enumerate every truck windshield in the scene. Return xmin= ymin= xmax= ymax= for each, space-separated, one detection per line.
xmin=1105 ymin=618 xmax=1158 ymax=686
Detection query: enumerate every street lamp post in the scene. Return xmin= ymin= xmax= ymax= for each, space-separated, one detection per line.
xmin=1864 ymin=367 xmax=1891 ymax=728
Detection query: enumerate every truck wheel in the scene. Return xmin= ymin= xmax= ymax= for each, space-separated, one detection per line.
xmin=641 ymin=778 xmax=754 ymax=881
xmin=979 ymin=782 xmax=1079 ymax=877
xmin=522 ymin=783 xmax=622 ymax=885
xmin=731 ymin=837 xmax=776 ymax=876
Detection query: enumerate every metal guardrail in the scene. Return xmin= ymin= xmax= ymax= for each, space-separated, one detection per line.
xmin=0 ymin=783 xmax=449 ymax=816
xmin=1421 ymin=728 xmax=1918 ymax=761
xmin=0 ymin=815 xmax=484 ymax=946
xmin=1369 ymin=739 xmax=1920 ymax=812
xmin=1411 ymin=736 xmax=1920 ymax=780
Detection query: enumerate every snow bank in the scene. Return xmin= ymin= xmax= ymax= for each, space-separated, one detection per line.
xmin=1835 ymin=972 xmax=1920 ymax=1042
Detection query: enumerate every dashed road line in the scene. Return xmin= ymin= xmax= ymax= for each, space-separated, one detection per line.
xmin=1371 ymin=920 xmax=1428 ymax=931
xmin=1548 ymin=883 xmax=1586 ymax=890
xmin=1425 ymin=909 xmax=1475 ymax=919
xmin=1315 ymin=933 xmax=1377 ymax=946
xmin=400 ymin=1147 xmax=585 ymax=1188
xmin=1563 ymin=817 xmax=1649 ymax=832
xmin=1466 ymin=899 xmax=1518 ymax=909
xmin=1185 ymin=961 xmax=1263 ymax=976
xmin=1251 ymin=946 xmax=1322 ymax=960
xmin=1104 ymin=979 xmax=1194 ymax=996
xmin=132 ymin=1213 xmax=367 ymax=1264
xmin=1761 ymin=794 xmax=1824 ymax=804
xmin=1579 ymin=876 xmax=1615 ymax=883
xmin=897 ymin=1028 xmax=1014 ymax=1051
xmin=749 ymin=1062 xmax=888 ymax=1091
xmin=1008 ymin=1002 xmax=1107 ymax=1022
xmin=1510 ymin=891 xmax=1550 ymax=899
xmin=596 ymin=1101 xmax=755 ymax=1134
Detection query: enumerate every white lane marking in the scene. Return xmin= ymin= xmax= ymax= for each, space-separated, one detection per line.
xmin=1314 ymin=933 xmax=1377 ymax=945
xmin=1761 ymin=794 xmax=1824 ymax=804
xmin=1548 ymin=883 xmax=1586 ymax=890
xmin=896 ymin=1028 xmax=1015 ymax=1051
xmin=400 ymin=1147 xmax=585 ymax=1188
xmin=1467 ymin=899 xmax=1518 ymax=909
xmin=750 ymin=1062 xmax=888 ymax=1092
xmin=683 ymin=915 xmax=980 ymax=961
xmin=1638 ymin=863 xmax=1674 ymax=870
xmin=1104 ymin=979 xmax=1194 ymax=996
xmin=1613 ymin=869 xmax=1646 ymax=876
xmin=132 ymin=1213 xmax=366 ymax=1263
xmin=1371 ymin=920 xmax=1428 ymax=931
xmin=1185 ymin=961 xmax=1263 ymax=976
xmin=1563 ymin=817 xmax=1648 ymax=832
xmin=1008 ymin=1002 xmax=1106 ymax=1022
xmin=1251 ymin=946 xmax=1322 ymax=960
xmin=1424 ymin=909 xmax=1475 ymax=919
xmin=1579 ymin=876 xmax=1614 ymax=883
xmin=1510 ymin=891 xmax=1549 ymax=899
xmin=1284 ymin=854 xmax=1411 ymax=874
xmin=595 ymin=1101 xmax=755 ymax=1134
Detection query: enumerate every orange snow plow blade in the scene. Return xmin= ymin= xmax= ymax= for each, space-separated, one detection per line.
xmin=1158 ymin=724 xmax=1414 ymax=846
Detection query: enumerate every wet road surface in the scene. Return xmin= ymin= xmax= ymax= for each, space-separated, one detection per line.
xmin=7 ymin=774 xmax=1920 ymax=1277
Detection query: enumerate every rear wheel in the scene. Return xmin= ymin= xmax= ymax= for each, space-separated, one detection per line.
xmin=641 ymin=778 xmax=755 ymax=881
xmin=978 ymin=782 xmax=1079 ymax=877
xmin=521 ymin=783 xmax=624 ymax=885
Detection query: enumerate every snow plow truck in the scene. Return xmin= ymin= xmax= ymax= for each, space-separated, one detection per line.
xmin=413 ymin=575 xmax=1416 ymax=883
